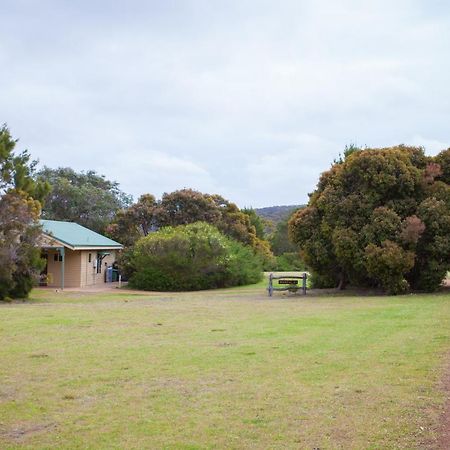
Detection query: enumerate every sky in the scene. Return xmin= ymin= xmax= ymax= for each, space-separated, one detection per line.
xmin=1 ymin=0 xmax=450 ymax=207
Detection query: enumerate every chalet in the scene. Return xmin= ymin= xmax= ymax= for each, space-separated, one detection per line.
xmin=39 ymin=220 xmax=123 ymax=289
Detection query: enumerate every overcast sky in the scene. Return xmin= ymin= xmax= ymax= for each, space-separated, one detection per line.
xmin=2 ymin=0 xmax=450 ymax=207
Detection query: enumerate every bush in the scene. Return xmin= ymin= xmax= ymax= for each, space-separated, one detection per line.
xmin=273 ymin=252 xmax=305 ymax=271
xmin=364 ymin=241 xmax=415 ymax=294
xmin=128 ymin=222 xmax=263 ymax=291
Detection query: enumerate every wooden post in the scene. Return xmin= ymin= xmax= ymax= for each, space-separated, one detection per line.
xmin=302 ymin=272 xmax=307 ymax=295
xmin=268 ymin=273 xmax=273 ymax=297
xmin=60 ymin=247 xmax=65 ymax=290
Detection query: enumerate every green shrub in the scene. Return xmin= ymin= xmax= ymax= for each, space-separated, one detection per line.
xmin=129 ymin=222 xmax=263 ymax=291
xmin=364 ymin=241 xmax=415 ymax=294
xmin=273 ymin=252 xmax=305 ymax=271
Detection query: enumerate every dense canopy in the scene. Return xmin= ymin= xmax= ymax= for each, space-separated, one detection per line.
xmin=38 ymin=167 xmax=132 ymax=234
xmin=289 ymin=146 xmax=450 ymax=294
xmin=0 ymin=125 xmax=49 ymax=299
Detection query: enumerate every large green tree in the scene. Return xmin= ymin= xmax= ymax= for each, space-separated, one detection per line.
xmin=38 ymin=167 xmax=132 ymax=233
xmin=289 ymin=146 xmax=450 ymax=294
xmin=0 ymin=125 xmax=49 ymax=300
xmin=106 ymin=194 xmax=157 ymax=247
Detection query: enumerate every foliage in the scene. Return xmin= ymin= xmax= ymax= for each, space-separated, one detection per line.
xmin=0 ymin=125 xmax=48 ymax=300
xmin=254 ymin=204 xmax=304 ymax=224
xmin=435 ymin=148 xmax=450 ymax=184
xmin=269 ymin=209 xmax=303 ymax=256
xmin=154 ymin=190 xmax=265 ymax=250
xmin=252 ymin=236 xmax=276 ymax=270
xmin=106 ymin=194 xmax=157 ymax=247
xmin=289 ymin=146 xmax=450 ymax=293
xmin=38 ymin=167 xmax=132 ymax=233
xmin=364 ymin=241 xmax=415 ymax=294
xmin=242 ymin=208 xmax=266 ymax=239
xmin=273 ymin=252 xmax=305 ymax=271
xmin=108 ymin=189 xmax=275 ymax=267
xmin=128 ymin=222 xmax=263 ymax=291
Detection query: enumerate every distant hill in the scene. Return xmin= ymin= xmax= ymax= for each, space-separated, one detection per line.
xmin=254 ymin=205 xmax=305 ymax=223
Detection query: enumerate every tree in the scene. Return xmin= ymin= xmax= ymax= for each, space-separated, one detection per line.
xmin=269 ymin=210 xmax=302 ymax=256
xmin=156 ymin=191 xmax=277 ymax=268
xmin=106 ymin=194 xmax=157 ymax=247
xmin=242 ymin=208 xmax=266 ymax=239
xmin=109 ymin=189 xmax=276 ymax=271
xmin=128 ymin=222 xmax=263 ymax=291
xmin=38 ymin=167 xmax=132 ymax=233
xmin=0 ymin=125 xmax=49 ymax=300
xmin=289 ymin=146 xmax=450 ymax=294
xmin=435 ymin=148 xmax=450 ymax=184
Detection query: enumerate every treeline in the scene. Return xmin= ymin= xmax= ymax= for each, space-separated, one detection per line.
xmin=3 ymin=122 xmax=448 ymax=296
xmin=35 ymin=165 xmax=305 ymax=276
xmin=0 ymin=124 xmax=304 ymax=297
xmin=255 ymin=205 xmax=304 ymax=224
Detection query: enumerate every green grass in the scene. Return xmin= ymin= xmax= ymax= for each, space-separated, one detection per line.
xmin=1 ymin=283 xmax=449 ymax=449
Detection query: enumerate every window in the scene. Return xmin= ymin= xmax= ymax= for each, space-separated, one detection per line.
xmin=54 ymin=253 xmax=63 ymax=262
xmin=88 ymin=253 xmax=92 ymax=263
xmin=96 ymin=254 xmax=102 ymax=273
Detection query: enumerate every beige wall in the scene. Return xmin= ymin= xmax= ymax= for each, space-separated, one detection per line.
xmin=80 ymin=250 xmax=117 ymax=287
xmin=45 ymin=249 xmax=118 ymax=288
xmin=46 ymin=248 xmax=81 ymax=288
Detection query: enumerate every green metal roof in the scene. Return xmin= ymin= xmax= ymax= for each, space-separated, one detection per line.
xmin=40 ymin=220 xmax=123 ymax=249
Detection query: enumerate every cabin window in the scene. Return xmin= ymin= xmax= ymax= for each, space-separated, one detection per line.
xmin=96 ymin=254 xmax=102 ymax=273
xmin=88 ymin=253 xmax=92 ymax=263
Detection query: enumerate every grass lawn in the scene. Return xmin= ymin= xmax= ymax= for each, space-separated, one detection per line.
xmin=1 ymin=282 xmax=449 ymax=449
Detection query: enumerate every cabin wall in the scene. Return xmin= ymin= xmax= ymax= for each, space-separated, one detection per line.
xmin=80 ymin=251 xmax=117 ymax=287
xmin=45 ymin=249 xmax=118 ymax=288
xmin=46 ymin=248 xmax=81 ymax=288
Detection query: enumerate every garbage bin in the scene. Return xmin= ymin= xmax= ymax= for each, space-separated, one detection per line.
xmin=112 ymin=269 xmax=119 ymax=282
xmin=106 ymin=266 xmax=113 ymax=283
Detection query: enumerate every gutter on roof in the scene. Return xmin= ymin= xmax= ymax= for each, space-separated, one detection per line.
xmin=72 ymin=246 xmax=123 ymax=250
xmin=41 ymin=233 xmax=123 ymax=251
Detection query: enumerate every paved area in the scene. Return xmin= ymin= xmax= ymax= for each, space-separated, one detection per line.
xmin=36 ymin=282 xmax=129 ymax=293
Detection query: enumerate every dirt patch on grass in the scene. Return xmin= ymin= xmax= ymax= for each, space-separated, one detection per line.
xmin=436 ymin=356 xmax=450 ymax=449
xmin=1 ymin=422 xmax=57 ymax=442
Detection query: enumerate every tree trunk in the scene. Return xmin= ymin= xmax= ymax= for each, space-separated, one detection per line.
xmin=337 ymin=273 xmax=347 ymax=290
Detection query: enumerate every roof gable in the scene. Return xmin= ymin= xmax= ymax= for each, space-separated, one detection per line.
xmin=40 ymin=220 xmax=123 ymax=250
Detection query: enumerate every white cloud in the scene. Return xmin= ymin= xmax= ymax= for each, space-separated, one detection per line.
xmin=246 ymin=134 xmax=340 ymax=206
xmin=1 ymin=0 xmax=450 ymax=206
xmin=99 ymin=149 xmax=216 ymax=200
xmin=408 ymin=136 xmax=449 ymax=156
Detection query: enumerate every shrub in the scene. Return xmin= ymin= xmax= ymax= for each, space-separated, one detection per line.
xmin=128 ymin=222 xmax=263 ymax=291
xmin=364 ymin=241 xmax=415 ymax=294
xmin=273 ymin=252 xmax=305 ymax=271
